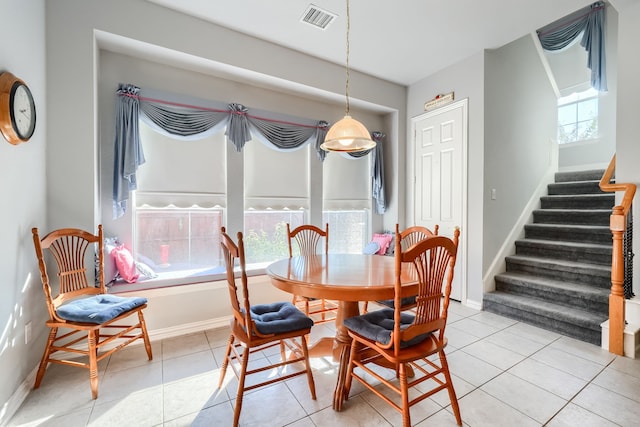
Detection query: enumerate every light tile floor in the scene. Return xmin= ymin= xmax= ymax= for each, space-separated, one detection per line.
xmin=8 ymin=302 xmax=640 ymax=426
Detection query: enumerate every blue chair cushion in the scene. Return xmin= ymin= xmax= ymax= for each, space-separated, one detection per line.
xmin=343 ymin=308 xmax=430 ymax=348
xmin=250 ymin=302 xmax=314 ymax=335
xmin=56 ymin=294 xmax=147 ymax=324
xmin=376 ymin=296 xmax=417 ymax=309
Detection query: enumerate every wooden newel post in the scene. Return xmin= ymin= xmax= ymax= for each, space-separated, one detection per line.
xmin=609 ymin=206 xmax=625 ymax=356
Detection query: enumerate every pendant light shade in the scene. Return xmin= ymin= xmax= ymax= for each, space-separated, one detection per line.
xmin=321 ymin=0 xmax=375 ymax=153
xmin=320 ymin=115 xmax=376 ymax=152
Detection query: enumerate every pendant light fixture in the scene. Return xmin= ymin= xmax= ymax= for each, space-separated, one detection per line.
xmin=320 ymin=0 xmax=376 ymax=153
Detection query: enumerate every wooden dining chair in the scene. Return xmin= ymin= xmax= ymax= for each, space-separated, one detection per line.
xmin=343 ymin=227 xmax=462 ymax=427
xmin=31 ymin=225 xmax=153 ymax=399
xmin=218 ymin=227 xmax=316 ymax=427
xmin=286 ymin=223 xmax=338 ymax=323
xmin=363 ymin=223 xmax=439 ymax=313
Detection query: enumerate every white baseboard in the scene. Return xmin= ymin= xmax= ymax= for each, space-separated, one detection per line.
xmin=0 ymin=365 xmax=39 ymax=427
xmin=464 ymin=298 xmax=483 ymax=311
xmin=147 ymin=316 xmax=231 ymax=342
xmin=600 ymin=319 xmax=640 ymax=358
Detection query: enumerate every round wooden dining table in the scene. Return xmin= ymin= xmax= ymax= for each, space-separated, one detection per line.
xmin=266 ymin=253 xmax=418 ymax=410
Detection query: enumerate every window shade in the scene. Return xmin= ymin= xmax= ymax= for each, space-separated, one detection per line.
xmin=244 ymin=140 xmax=309 ymax=210
xmin=136 ymin=121 xmax=226 ymax=208
xmin=323 ymin=152 xmax=371 ymax=210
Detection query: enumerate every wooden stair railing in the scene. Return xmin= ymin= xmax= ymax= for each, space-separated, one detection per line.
xmin=599 ymin=154 xmax=636 ymax=355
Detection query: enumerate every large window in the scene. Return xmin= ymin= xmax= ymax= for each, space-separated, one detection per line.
xmin=135 ymin=207 xmax=224 ymax=277
xmin=133 ymin=122 xmax=227 ymax=282
xmin=323 ymin=210 xmax=369 ymax=253
xmin=108 ymin=119 xmax=373 ymax=290
xmin=557 ymin=88 xmax=599 ymax=144
xmin=244 ymin=210 xmax=305 ymax=265
xmin=323 ymin=151 xmax=372 ymax=254
xmin=243 ymin=139 xmax=310 ymax=266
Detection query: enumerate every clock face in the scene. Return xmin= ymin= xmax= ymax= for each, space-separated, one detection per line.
xmin=11 ymin=83 xmax=36 ymax=140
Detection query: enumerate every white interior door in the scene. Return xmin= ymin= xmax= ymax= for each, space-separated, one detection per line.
xmin=413 ymin=99 xmax=467 ymax=301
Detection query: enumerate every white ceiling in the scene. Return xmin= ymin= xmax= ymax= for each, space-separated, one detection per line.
xmin=147 ymin=0 xmax=594 ymax=86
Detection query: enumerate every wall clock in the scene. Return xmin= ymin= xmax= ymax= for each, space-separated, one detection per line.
xmin=0 ymin=72 xmax=36 ymax=145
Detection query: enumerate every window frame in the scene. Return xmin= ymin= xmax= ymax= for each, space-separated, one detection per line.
xmin=557 ymin=88 xmax=599 ymax=145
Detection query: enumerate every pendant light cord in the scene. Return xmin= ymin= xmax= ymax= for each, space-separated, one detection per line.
xmin=344 ymin=0 xmax=351 ymax=116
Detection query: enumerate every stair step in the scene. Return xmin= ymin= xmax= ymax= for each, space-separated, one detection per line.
xmin=554 ymin=169 xmax=606 ymax=183
xmin=540 ymin=193 xmax=614 ymax=209
xmin=524 ymin=223 xmax=612 ymax=245
xmin=505 ymin=254 xmax=611 ymax=288
xmin=515 ymin=239 xmax=612 ymax=265
xmin=483 ymin=291 xmax=607 ymax=345
xmin=532 ymin=209 xmax=611 ymax=226
xmin=548 ymin=180 xmax=605 ymax=195
xmin=494 ymin=271 xmax=609 ymax=314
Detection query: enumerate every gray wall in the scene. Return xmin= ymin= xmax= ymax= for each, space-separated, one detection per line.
xmin=0 ymin=0 xmax=47 ymax=408
xmin=483 ymin=34 xmax=558 ymax=271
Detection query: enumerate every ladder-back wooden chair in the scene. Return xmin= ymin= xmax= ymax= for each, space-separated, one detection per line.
xmin=218 ymin=227 xmax=316 ymax=427
xmin=364 ymin=224 xmax=439 ymax=313
xmin=343 ymin=228 xmax=462 ymax=427
xmin=32 ymin=225 xmax=152 ymax=399
xmin=375 ymin=224 xmax=439 ymax=310
xmin=286 ymin=223 xmax=338 ymax=323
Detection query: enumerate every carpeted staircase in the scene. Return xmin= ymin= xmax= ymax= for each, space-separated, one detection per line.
xmin=484 ymin=170 xmax=614 ymax=345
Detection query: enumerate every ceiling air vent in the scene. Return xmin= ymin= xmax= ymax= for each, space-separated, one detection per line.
xmin=301 ymin=4 xmax=337 ymax=30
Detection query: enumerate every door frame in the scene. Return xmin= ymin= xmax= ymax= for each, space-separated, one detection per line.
xmin=410 ymin=98 xmax=468 ymax=303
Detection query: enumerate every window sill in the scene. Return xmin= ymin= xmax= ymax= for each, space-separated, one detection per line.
xmin=108 ymin=264 xmax=269 ymax=294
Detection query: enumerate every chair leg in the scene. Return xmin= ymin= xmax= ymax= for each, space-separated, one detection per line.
xmin=300 ymin=336 xmax=316 ymax=400
xmin=233 ymin=346 xmax=251 ymax=427
xmin=218 ymin=335 xmax=234 ymax=389
xmin=88 ymin=330 xmax=99 ymax=399
xmin=343 ymin=338 xmax=359 ymax=400
xmin=138 ymin=310 xmax=153 ymax=360
xmin=440 ymin=350 xmax=462 ymax=426
xmin=399 ymin=363 xmax=411 ymax=427
xmin=279 ymin=340 xmax=286 ymax=362
xmin=34 ymin=327 xmax=57 ymax=389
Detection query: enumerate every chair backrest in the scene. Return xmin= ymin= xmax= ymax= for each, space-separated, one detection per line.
xmin=220 ymin=227 xmax=254 ymax=335
xmin=393 ymin=227 xmax=460 ymax=353
xmin=32 ymin=226 xmax=106 ymax=321
xmin=395 ymin=224 xmax=439 ymax=252
xmin=287 ymin=223 xmax=329 ymax=257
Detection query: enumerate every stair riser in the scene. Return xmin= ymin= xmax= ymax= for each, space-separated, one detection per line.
xmin=515 ymin=244 xmax=612 ymax=266
xmin=555 ymin=170 xmax=608 ymax=182
xmin=524 ymin=226 xmax=612 ymax=245
xmin=494 ymin=279 xmax=609 ymax=315
xmin=541 ymin=196 xmax=615 ymax=209
xmin=505 ymin=260 xmax=611 ymax=288
xmin=548 ymin=181 xmax=605 ymax=195
xmin=483 ymin=299 xmax=601 ymax=345
xmin=533 ymin=211 xmax=610 ymax=226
